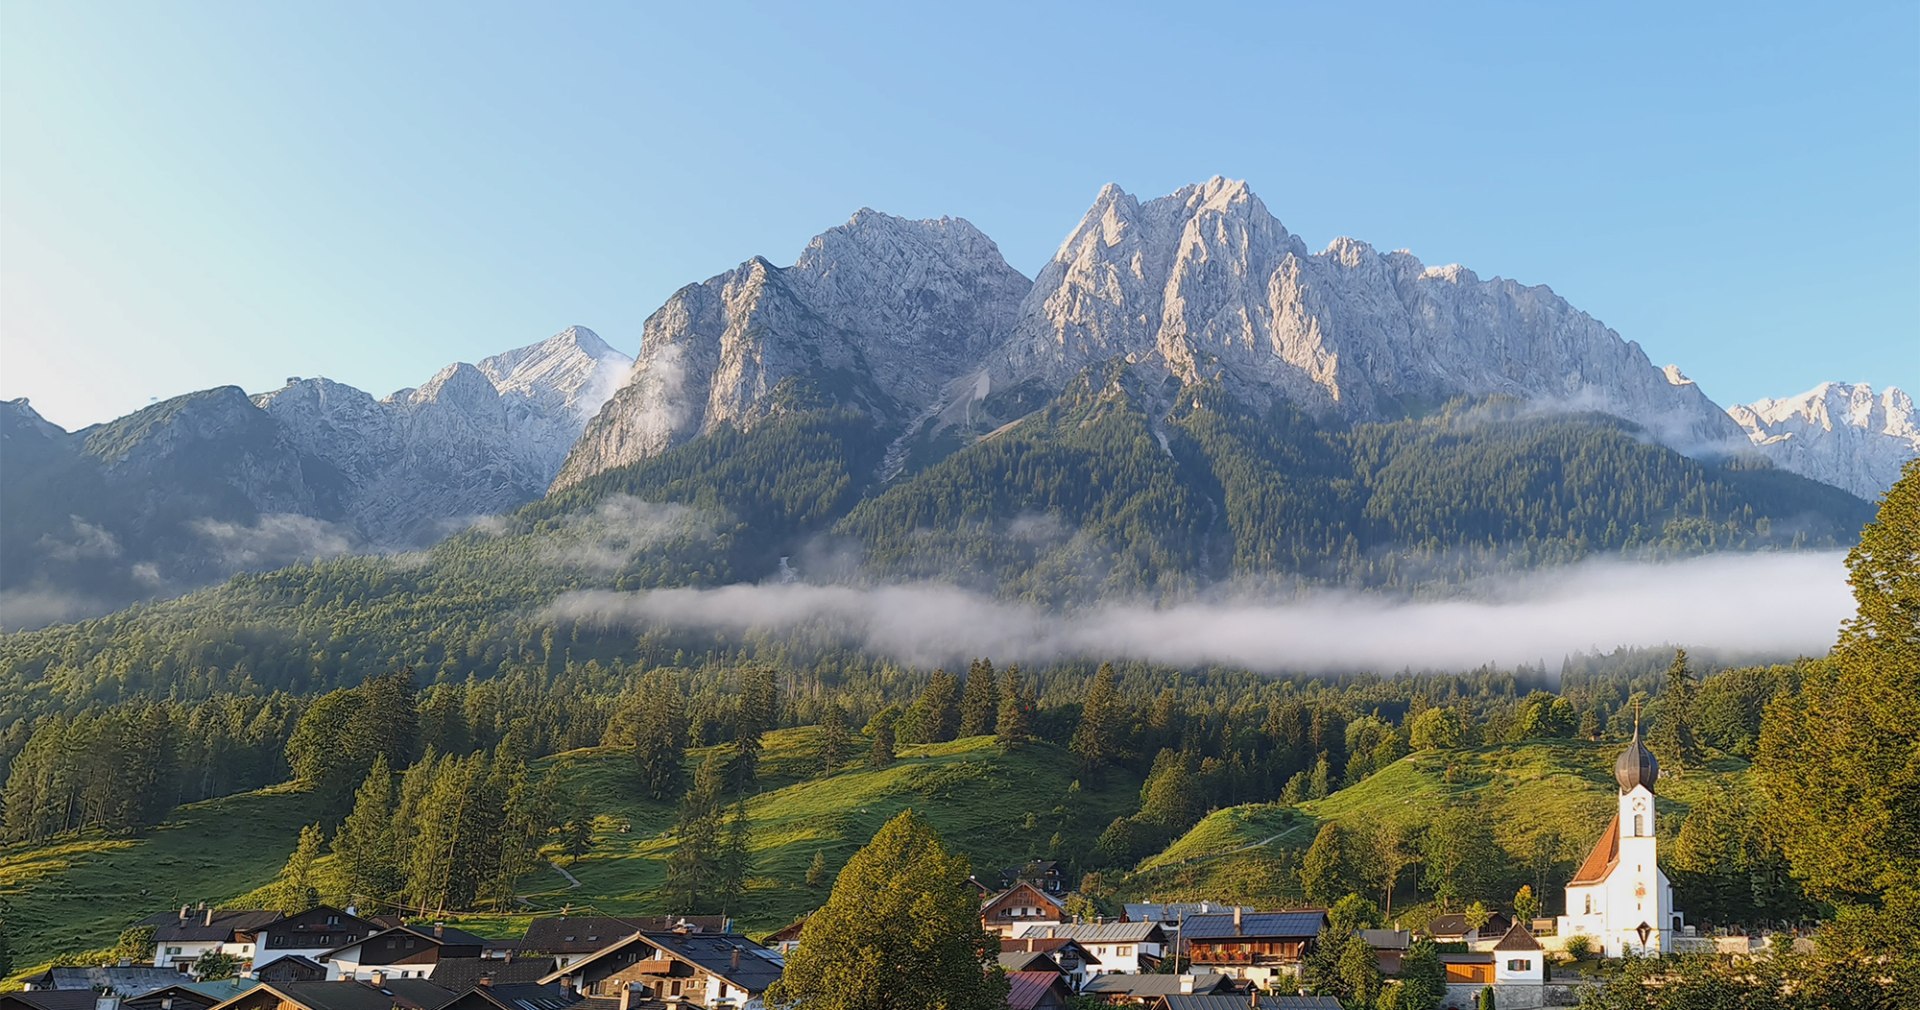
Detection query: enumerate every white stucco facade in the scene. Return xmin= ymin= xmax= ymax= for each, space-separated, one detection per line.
xmin=1556 ymin=731 xmax=1681 ymax=957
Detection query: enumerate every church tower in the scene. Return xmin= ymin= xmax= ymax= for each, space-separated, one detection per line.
xmin=1557 ymin=719 xmax=1680 ymax=956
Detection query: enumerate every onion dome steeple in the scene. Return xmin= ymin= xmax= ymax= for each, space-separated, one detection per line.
xmin=1615 ymin=714 xmax=1660 ymax=794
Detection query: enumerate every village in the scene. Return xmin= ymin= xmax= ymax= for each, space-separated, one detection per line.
xmin=4 ymin=733 xmax=1757 ymax=1010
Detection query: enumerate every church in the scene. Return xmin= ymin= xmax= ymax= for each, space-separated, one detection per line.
xmin=1555 ymin=724 xmax=1683 ymax=956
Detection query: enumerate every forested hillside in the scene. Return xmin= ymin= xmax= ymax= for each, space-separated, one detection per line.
xmin=0 ymin=368 xmax=1871 ymax=724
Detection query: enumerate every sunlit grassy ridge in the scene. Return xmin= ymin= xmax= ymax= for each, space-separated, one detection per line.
xmin=3 ymin=730 xmax=1138 ymax=972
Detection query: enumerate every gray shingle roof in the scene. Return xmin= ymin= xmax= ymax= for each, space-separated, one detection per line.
xmin=1162 ymin=998 xmax=1342 ymax=1010
xmin=1017 ymin=921 xmax=1164 ymax=943
xmin=1079 ymin=973 xmax=1229 ymax=997
xmin=429 ymin=958 xmax=557 ymax=989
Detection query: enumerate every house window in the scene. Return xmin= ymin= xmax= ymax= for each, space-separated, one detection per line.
xmin=387 ymin=940 xmax=398 ymax=950
xmin=1507 ymin=959 xmax=1532 ymax=971
xmin=166 ymin=947 xmax=182 ymax=956
xmin=1115 ymin=946 xmax=1131 ymax=958
xmin=327 ymin=916 xmax=340 ymax=925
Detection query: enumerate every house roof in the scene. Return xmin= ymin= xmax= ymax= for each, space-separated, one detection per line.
xmin=1569 ymin=814 xmax=1622 ymax=886
xmin=1425 ymin=912 xmax=1512 ymax=938
xmin=518 ymin=917 xmax=724 ymax=954
xmin=983 ymin=883 xmax=1065 ymax=914
xmin=1359 ymin=929 xmax=1411 ymax=951
xmin=447 ymin=983 xmax=582 ymax=1010
xmin=1438 ymin=953 xmax=1494 ymax=964
xmin=997 ymin=951 xmax=1061 ymax=973
xmin=254 ymin=956 xmax=328 ymax=976
xmin=640 ymin=932 xmax=784 ymax=993
xmin=1492 ymin=922 xmax=1543 ymax=952
xmin=31 ymin=966 xmax=194 ymax=996
xmin=324 ymin=925 xmax=487 ymax=958
xmin=1004 ymin=972 xmax=1067 ymax=1010
xmin=170 ymin=982 xmax=260 ymax=1003
xmin=1018 ymin=921 xmax=1162 ymax=944
xmin=213 ymin=980 xmax=456 ymax=1010
xmin=1161 ymin=998 xmax=1342 ymax=1010
xmin=1123 ymin=903 xmax=1249 ymax=923
xmin=151 ymin=909 xmax=286 ymax=943
xmin=1180 ymin=911 xmax=1327 ymax=941
xmin=1081 ymin=973 xmax=1229 ymax=997
xmin=1 ymin=992 xmax=103 ymax=1010
xmin=999 ymin=937 xmax=1098 ymax=962
xmin=759 ymin=918 xmax=808 ymax=945
xmin=428 ymin=959 xmax=557 ymax=989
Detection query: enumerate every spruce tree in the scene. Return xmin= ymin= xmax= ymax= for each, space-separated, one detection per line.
xmin=632 ymin=669 xmax=688 ymax=801
xmin=1648 ymin=649 xmax=1700 ymax=768
xmin=867 ymin=707 xmax=898 ymax=769
xmin=912 ymin=669 xmax=961 ymax=743
xmin=717 ymin=801 xmax=751 ymax=911
xmin=1070 ymin=662 xmax=1120 ymax=774
xmin=1301 ymin=823 xmax=1356 ymax=906
xmin=819 ymin=699 xmax=849 ymax=776
xmin=766 ymin=810 xmax=1007 ymax=1010
xmin=333 ymin=755 xmax=401 ymax=911
xmin=664 ymin=753 xmax=727 ymax=911
xmin=806 ymin=850 xmax=829 ymax=889
xmin=273 ymin=823 xmax=326 ymax=910
xmin=959 ymin=658 xmax=998 ymax=737
xmin=995 ymin=666 xmax=1032 ymax=750
xmin=728 ymin=668 xmax=779 ymax=793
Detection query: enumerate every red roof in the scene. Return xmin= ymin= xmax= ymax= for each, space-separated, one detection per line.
xmin=1005 ymin=971 xmax=1065 ymax=1010
xmin=1568 ymin=814 xmax=1620 ymax=886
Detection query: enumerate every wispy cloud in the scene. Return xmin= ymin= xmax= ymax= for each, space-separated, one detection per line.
xmin=191 ymin=513 xmax=361 ymax=568
xmin=539 ymin=495 xmax=714 ymax=572
xmin=541 ymin=551 xmax=1851 ymax=672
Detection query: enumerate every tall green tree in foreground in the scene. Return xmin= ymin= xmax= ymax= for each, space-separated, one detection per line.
xmin=272 ymin=823 xmax=326 ymax=910
xmin=767 ymin=809 xmax=1006 ymax=1010
xmin=332 ymin=755 xmax=400 ymax=910
xmin=1759 ymin=460 xmax=1920 ymax=914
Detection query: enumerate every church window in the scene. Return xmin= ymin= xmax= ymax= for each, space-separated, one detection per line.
xmin=1583 ymin=895 xmax=1591 ymax=914
xmin=1634 ymin=814 xmax=1644 ymax=836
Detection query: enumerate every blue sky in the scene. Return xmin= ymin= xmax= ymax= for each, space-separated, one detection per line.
xmin=2 ymin=1 xmax=1915 ymax=429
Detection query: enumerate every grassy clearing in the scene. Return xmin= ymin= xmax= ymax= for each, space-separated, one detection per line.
xmin=1 ymin=782 xmax=322 ymax=982
xmin=1117 ymin=740 xmax=1748 ymax=912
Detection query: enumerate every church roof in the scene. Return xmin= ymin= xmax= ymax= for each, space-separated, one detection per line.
xmin=1615 ymin=728 xmax=1659 ymax=793
xmin=1568 ymin=813 xmax=1621 ymax=886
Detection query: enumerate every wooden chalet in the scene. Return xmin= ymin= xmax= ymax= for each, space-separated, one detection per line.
xmin=981 ymin=882 xmax=1065 ymax=937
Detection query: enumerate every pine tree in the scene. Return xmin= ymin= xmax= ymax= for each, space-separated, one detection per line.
xmin=959 ymin=658 xmax=998 ymax=737
xmin=1648 ymin=649 xmax=1700 ymax=768
xmin=728 ymin=668 xmax=779 ymax=793
xmin=908 ymin=669 xmax=961 ymax=744
xmin=806 ymin=850 xmax=829 ymax=889
xmin=1309 ymin=753 xmax=1332 ymax=800
xmin=273 ymin=823 xmax=326 ymax=910
xmin=1070 ymin=662 xmax=1120 ymax=774
xmin=766 ymin=810 xmax=1008 ymax=1010
xmin=867 ymin=706 xmax=898 ymax=769
xmin=632 ymin=669 xmax=688 ymax=801
xmin=333 ymin=755 xmax=401 ymax=911
xmin=995 ymin=666 xmax=1032 ymax=750
xmin=717 ymin=801 xmax=751 ymax=911
xmin=558 ymin=794 xmax=595 ymax=865
xmin=1301 ymin=823 xmax=1358 ymax=906
xmin=819 ymin=699 xmax=849 ymax=776
xmin=664 ymin=753 xmax=727 ymax=912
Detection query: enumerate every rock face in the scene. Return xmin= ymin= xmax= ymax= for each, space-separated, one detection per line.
xmin=258 ymin=326 xmax=631 ymax=542
xmin=1728 ymin=383 xmax=1919 ymax=500
xmin=553 ymin=211 xmax=1029 ymax=490
xmin=2 ymin=328 xmax=631 ymax=626
xmin=561 ymin=178 xmax=1771 ymax=492
xmin=998 ymin=178 xmax=1748 ymax=453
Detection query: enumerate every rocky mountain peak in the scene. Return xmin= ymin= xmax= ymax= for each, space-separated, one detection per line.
xmin=1728 ymin=382 xmax=1917 ymax=499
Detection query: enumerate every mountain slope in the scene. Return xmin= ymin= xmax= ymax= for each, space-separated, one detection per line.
xmin=0 ymin=328 xmax=630 ymax=628
xmin=1727 ymin=382 xmax=1917 ymax=500
xmin=554 ymin=212 xmax=1029 ymax=490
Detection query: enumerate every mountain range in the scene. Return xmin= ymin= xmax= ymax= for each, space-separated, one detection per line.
xmin=1 ymin=327 xmax=629 ymax=624
xmin=1 ymin=179 xmax=1912 ymax=630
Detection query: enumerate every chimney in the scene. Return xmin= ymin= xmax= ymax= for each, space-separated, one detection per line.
xmin=1046 ymin=926 xmax=1056 ymax=939
xmin=478 ymin=973 xmax=494 ymax=988
xmin=370 ymin=970 xmax=387 ymax=987
xmin=205 ymin=908 xmax=215 ymax=927
xmin=1249 ymin=985 xmax=1260 ymax=1010
xmin=180 ymin=905 xmax=190 ymax=920
xmin=433 ymin=922 xmax=444 ymax=938
xmin=1233 ymin=906 xmax=1244 ymax=935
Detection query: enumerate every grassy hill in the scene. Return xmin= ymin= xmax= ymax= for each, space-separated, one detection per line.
xmin=3 ymin=731 xmax=1136 ymax=979
xmin=1118 ymin=740 xmax=1750 ymax=916
xmin=0 ymin=782 xmax=320 ymax=981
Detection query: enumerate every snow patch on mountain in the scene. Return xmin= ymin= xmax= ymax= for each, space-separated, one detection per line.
xmin=1728 ymin=383 xmax=1918 ymax=500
